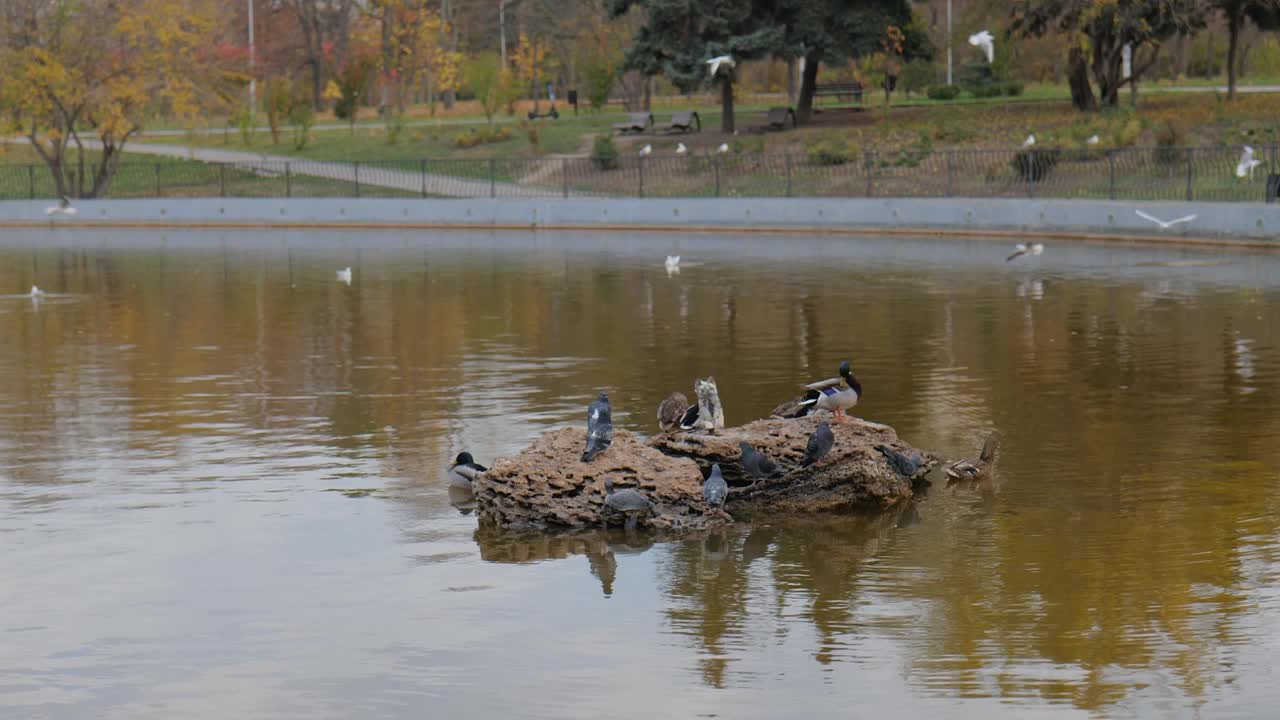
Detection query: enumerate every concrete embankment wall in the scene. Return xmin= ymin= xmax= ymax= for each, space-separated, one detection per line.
xmin=2 ymin=198 xmax=1278 ymax=246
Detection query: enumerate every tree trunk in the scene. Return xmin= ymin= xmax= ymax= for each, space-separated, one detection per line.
xmin=786 ymin=57 xmax=797 ymax=104
xmin=1067 ymin=46 xmax=1097 ymax=111
xmin=720 ymin=74 xmax=735 ymax=134
xmin=311 ymin=60 xmax=323 ymax=112
xmin=796 ymin=51 xmax=820 ymax=124
xmin=1227 ymin=7 xmax=1242 ymax=100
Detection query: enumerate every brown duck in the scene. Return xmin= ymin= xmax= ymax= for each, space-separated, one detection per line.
xmin=944 ymin=433 xmax=999 ymax=482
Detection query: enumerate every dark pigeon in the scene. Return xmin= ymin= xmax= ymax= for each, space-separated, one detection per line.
xmin=739 ymin=442 xmax=779 ymax=479
xmin=582 ymin=391 xmax=614 ymax=462
xmin=801 ymin=422 xmax=834 ymax=467
xmin=875 ymin=445 xmax=929 ymax=479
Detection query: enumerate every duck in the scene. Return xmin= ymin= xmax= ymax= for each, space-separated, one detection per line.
xmin=944 ymin=433 xmax=999 ymax=483
xmin=447 ymin=451 xmax=488 ymax=489
xmin=795 ymin=360 xmax=861 ymax=421
xmin=656 ymin=392 xmax=690 ymax=432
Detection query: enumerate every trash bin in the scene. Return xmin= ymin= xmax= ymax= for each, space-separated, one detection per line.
xmin=1267 ymin=173 xmax=1280 ymax=203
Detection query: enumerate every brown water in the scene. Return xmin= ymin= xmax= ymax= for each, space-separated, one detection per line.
xmin=2 ymin=228 xmax=1279 ymax=719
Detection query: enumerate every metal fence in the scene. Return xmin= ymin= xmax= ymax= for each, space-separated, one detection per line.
xmin=2 ymin=145 xmax=1276 ymax=202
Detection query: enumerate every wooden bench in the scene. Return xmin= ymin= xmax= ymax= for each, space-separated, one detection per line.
xmin=654 ymin=110 xmax=701 ymax=134
xmin=813 ymin=81 xmax=864 ymax=105
xmin=613 ymin=112 xmax=653 ymax=134
xmin=763 ymin=106 xmax=796 ymax=131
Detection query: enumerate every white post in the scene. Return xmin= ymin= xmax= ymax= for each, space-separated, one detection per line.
xmin=248 ymin=0 xmax=256 ymax=120
xmin=499 ymin=0 xmax=507 ymax=68
xmin=946 ymin=0 xmax=953 ymax=86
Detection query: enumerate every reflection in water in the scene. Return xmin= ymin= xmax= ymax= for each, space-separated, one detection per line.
xmin=1 ymin=229 xmax=1280 ymax=718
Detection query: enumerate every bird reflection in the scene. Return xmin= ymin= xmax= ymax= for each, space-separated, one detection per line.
xmin=448 ymin=485 xmax=478 ymax=515
xmin=585 ymin=548 xmax=617 ymax=597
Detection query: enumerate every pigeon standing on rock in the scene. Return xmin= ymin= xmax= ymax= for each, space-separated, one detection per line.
xmin=802 ymin=422 xmax=834 ymax=467
xmin=703 ymin=463 xmax=729 ymax=518
xmin=582 ymin=391 xmax=614 ymax=462
xmin=874 ymin=445 xmax=932 ymax=480
xmin=739 ymin=442 xmax=779 ymax=479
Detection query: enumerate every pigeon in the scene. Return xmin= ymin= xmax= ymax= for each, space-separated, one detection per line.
xmin=676 ymin=143 xmax=688 ymax=155
xmin=739 ymin=442 xmax=779 ymax=479
xmin=336 ymin=267 xmax=352 ymax=285
xmin=656 ymin=392 xmax=689 ymax=432
xmin=1236 ymin=145 xmax=1262 ymax=179
xmin=582 ymin=391 xmax=614 ymax=462
xmin=703 ymin=463 xmax=729 ymax=516
xmin=1022 ymin=134 xmax=1036 ymax=148
xmin=706 ymin=55 xmax=735 ymax=78
xmin=801 ymin=422 xmax=834 ymax=467
xmin=717 ymin=143 xmax=730 ymax=154
xmin=1005 ymin=242 xmax=1044 ymax=262
xmin=44 ymin=195 xmax=77 ymax=216
xmin=968 ymin=30 xmax=995 ymax=64
xmin=447 ymin=451 xmax=488 ymax=489
xmin=875 ymin=445 xmax=932 ymax=480
xmin=639 ymin=144 xmax=652 ymax=156
xmin=1135 ymin=209 xmax=1197 ymax=230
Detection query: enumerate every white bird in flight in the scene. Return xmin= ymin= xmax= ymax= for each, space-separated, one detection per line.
xmin=1086 ymin=134 xmax=1100 ymax=145
xmin=29 ymin=285 xmax=45 ymax=298
xmin=664 ymin=255 xmax=680 ymax=275
xmin=1006 ymin=243 xmax=1044 ymax=262
xmin=706 ymin=55 xmax=735 ymax=78
xmin=968 ymin=30 xmax=995 ymax=64
xmin=1135 ymin=210 xmax=1197 ymax=230
xmin=45 ymin=195 xmax=77 ymax=217
xmin=336 ymin=267 xmax=352 ymax=285
xmin=1236 ymin=145 xmax=1262 ymax=179
xmin=717 ymin=143 xmax=729 ymax=154
xmin=675 ymin=143 xmax=687 ymax=155
xmin=639 ymin=144 xmax=652 ymax=156
xmin=1022 ymin=134 xmax=1036 ymax=148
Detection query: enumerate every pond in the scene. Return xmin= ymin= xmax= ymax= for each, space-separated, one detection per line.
xmin=1 ymin=227 xmax=1278 ymax=719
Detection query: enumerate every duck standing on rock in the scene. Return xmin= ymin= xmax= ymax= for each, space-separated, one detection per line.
xmin=773 ymin=361 xmax=861 ymax=420
xmin=802 ymin=422 xmax=835 ymax=467
xmin=583 ymin=392 xmax=615 ymax=462
xmin=944 ymin=433 xmax=999 ymax=482
xmin=603 ymin=478 xmax=653 ymax=530
xmin=447 ymin=451 xmax=488 ymax=488
xmin=703 ymin=463 xmax=730 ymax=520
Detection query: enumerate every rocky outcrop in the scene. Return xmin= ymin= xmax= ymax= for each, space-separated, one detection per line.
xmin=471 ymin=427 xmax=727 ymax=531
xmin=649 ymin=415 xmax=935 ymax=516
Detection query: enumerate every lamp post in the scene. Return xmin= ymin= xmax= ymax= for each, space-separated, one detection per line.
xmin=946 ymin=0 xmax=953 ymax=86
xmin=248 ymin=0 xmax=256 ymax=120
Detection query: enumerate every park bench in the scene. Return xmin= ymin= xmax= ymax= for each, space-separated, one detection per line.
xmin=813 ymin=81 xmax=864 ymax=105
xmin=654 ymin=110 xmax=701 ymax=133
xmin=762 ymin=106 xmax=797 ymax=131
xmin=613 ymin=112 xmax=653 ymax=134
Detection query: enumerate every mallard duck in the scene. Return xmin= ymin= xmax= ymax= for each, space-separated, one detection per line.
xmin=944 ymin=433 xmax=999 ymax=482
xmin=657 ymin=392 xmax=690 ymax=432
xmin=796 ymin=361 xmax=861 ymax=421
xmin=447 ymin=451 xmax=488 ymax=489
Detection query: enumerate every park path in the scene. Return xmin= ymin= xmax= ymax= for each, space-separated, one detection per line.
xmin=118 ymin=141 xmax=566 ymax=199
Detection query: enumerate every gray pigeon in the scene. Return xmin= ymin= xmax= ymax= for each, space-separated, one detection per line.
xmin=739 ymin=442 xmax=779 ymax=479
xmin=875 ymin=445 xmax=930 ymax=479
xmin=582 ymin=391 xmax=614 ymax=462
xmin=801 ymin=422 xmax=834 ymax=467
xmin=703 ymin=463 xmax=728 ymax=516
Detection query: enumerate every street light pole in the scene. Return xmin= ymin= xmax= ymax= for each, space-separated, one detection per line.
xmin=946 ymin=0 xmax=953 ymax=86
xmin=248 ymin=0 xmax=256 ymax=121
xmin=499 ymin=0 xmax=507 ymax=67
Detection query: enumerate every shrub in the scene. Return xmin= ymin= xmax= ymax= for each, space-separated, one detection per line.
xmin=900 ymin=60 xmax=935 ymax=97
xmin=807 ymin=138 xmax=857 ymax=166
xmin=591 ymin=134 xmax=619 ymax=170
xmin=1010 ymin=148 xmax=1061 ymax=182
xmin=971 ymin=83 xmax=1004 ymax=98
xmin=927 ymin=84 xmax=961 ymax=101
xmin=1004 ymin=81 xmax=1024 ymax=97
xmin=452 ymin=126 xmax=512 ymax=149
xmin=1154 ymin=121 xmax=1186 ymax=166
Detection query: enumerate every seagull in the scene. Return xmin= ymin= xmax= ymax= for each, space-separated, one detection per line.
xmin=1005 ymin=243 xmax=1044 ymax=262
xmin=664 ymin=255 xmax=680 ymax=273
xmin=1022 ymin=134 xmax=1036 ymax=148
xmin=1236 ymin=145 xmax=1262 ymax=179
xmin=1086 ymin=134 xmax=1100 ymax=145
xmin=29 ymin=285 xmax=45 ymax=298
xmin=968 ymin=30 xmax=995 ymax=64
xmin=45 ymin=195 xmax=77 ymax=216
xmin=706 ymin=55 xmax=735 ymax=78
xmin=639 ymin=144 xmax=652 ymax=156
xmin=675 ymin=143 xmax=687 ymax=155
xmin=717 ymin=143 xmax=729 ymax=154
xmin=1135 ymin=209 xmax=1197 ymax=230
xmin=336 ymin=267 xmax=352 ymax=285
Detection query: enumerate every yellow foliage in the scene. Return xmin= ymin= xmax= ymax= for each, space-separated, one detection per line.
xmin=323 ymin=80 xmax=343 ymax=102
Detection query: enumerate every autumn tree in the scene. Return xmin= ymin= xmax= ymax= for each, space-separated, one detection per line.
xmin=1013 ymin=0 xmax=1207 ymax=110
xmin=1213 ymin=0 xmax=1280 ymax=100
xmin=362 ymin=0 xmax=461 ymax=128
xmin=287 ymin=0 xmax=355 ymax=111
xmin=0 ymin=0 xmax=238 ymax=198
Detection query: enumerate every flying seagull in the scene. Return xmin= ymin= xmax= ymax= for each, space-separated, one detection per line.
xmin=1236 ymin=145 xmax=1262 ymax=179
xmin=336 ymin=267 xmax=352 ymax=285
xmin=706 ymin=55 xmax=735 ymax=78
xmin=29 ymin=286 xmax=45 ymax=298
xmin=664 ymin=255 xmax=680 ymax=273
xmin=45 ymin=195 xmax=77 ymax=217
xmin=1135 ymin=210 xmax=1197 ymax=230
xmin=968 ymin=30 xmax=995 ymax=64
xmin=1005 ymin=243 xmax=1044 ymax=262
